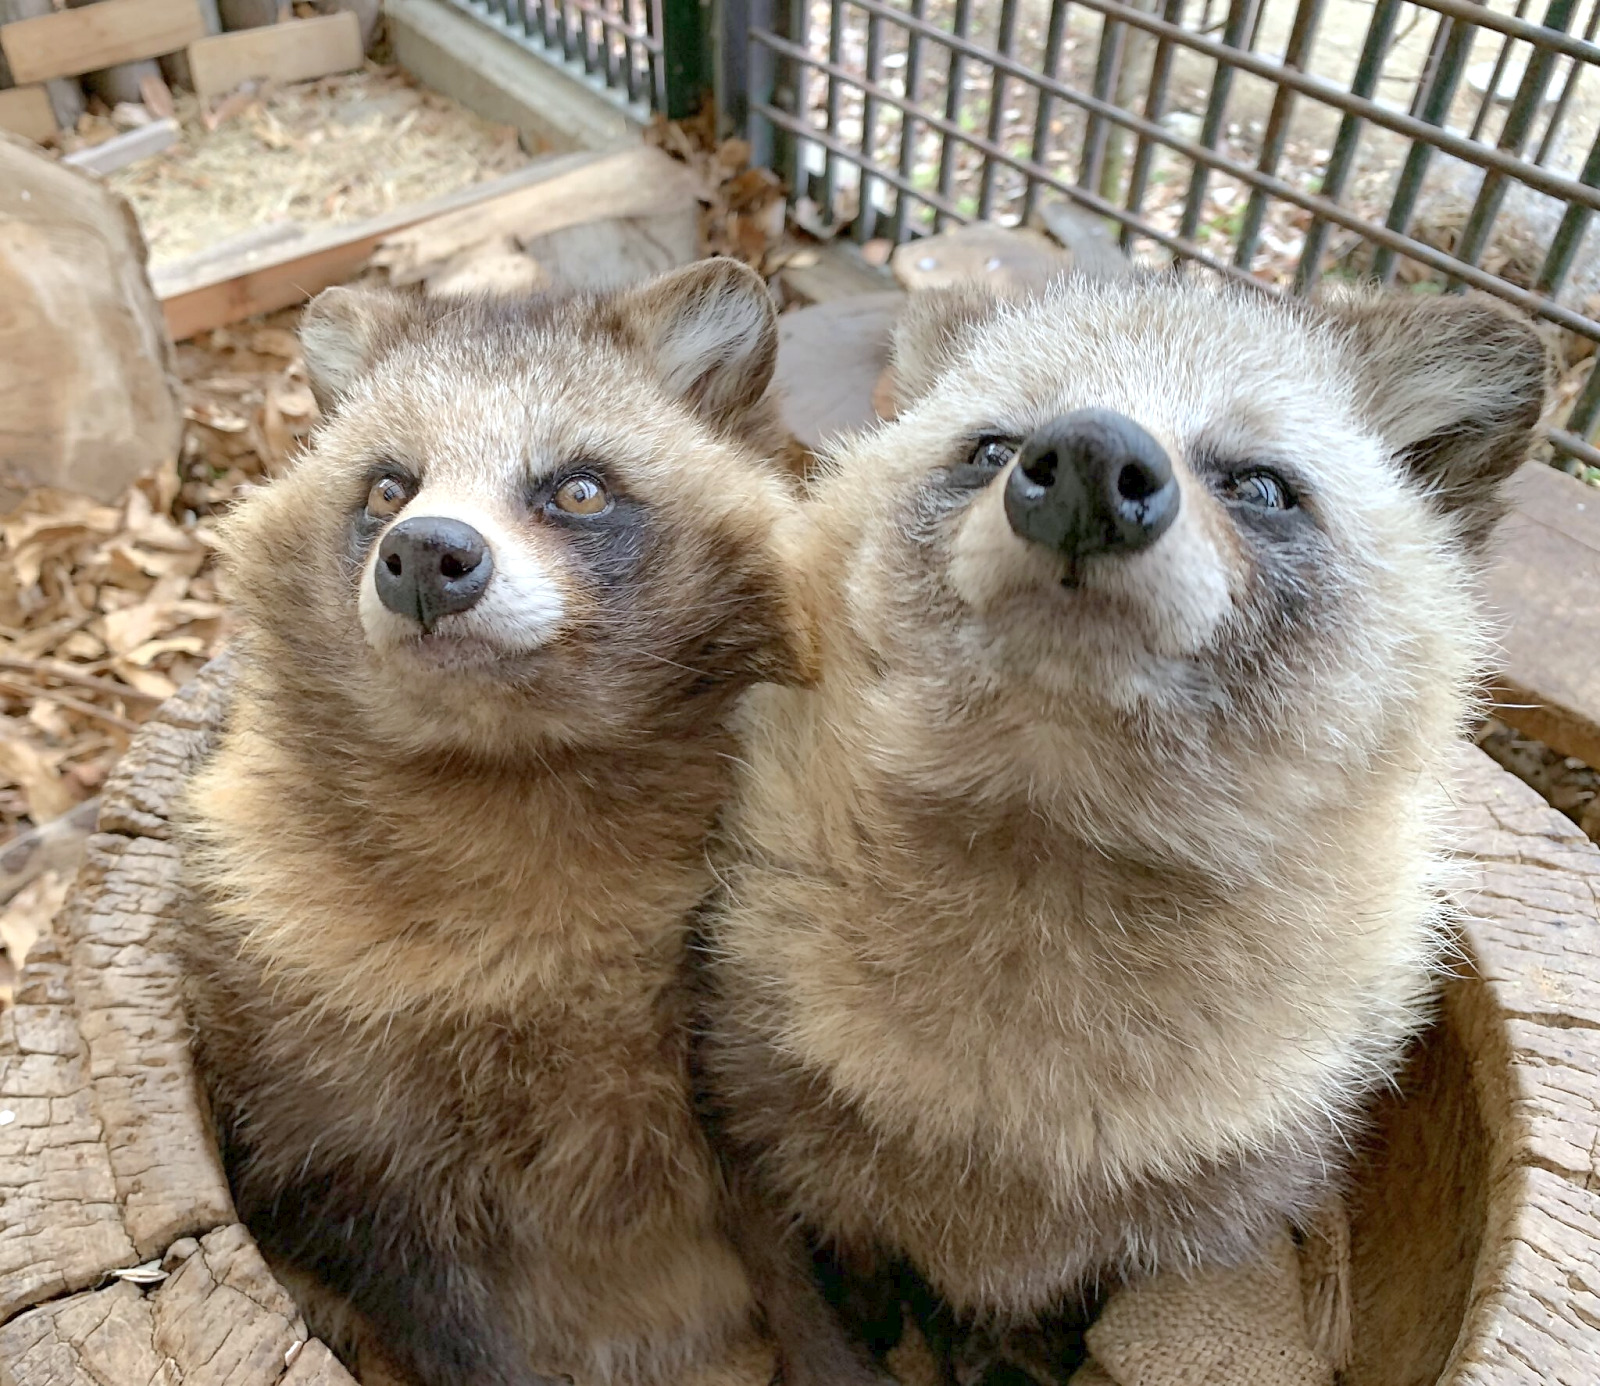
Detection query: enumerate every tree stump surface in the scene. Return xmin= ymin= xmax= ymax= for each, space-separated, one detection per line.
xmin=0 ymin=655 xmax=1595 ymax=1384
xmin=1435 ymin=749 xmax=1600 ymax=1386
xmin=0 ymin=654 xmax=356 ymax=1386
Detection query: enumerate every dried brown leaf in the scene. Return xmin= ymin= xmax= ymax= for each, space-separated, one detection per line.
xmin=0 ymin=735 xmax=77 ymax=823
xmin=94 ymin=598 xmax=224 ymax=658
xmin=250 ymin=327 xmax=302 ymax=359
xmin=108 ymin=662 xmax=179 ymax=701
xmin=0 ymin=870 xmax=68 ymax=976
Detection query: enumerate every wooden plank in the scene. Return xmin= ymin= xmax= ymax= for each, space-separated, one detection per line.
xmin=187 ymin=12 xmax=361 ymax=104
xmin=1486 ymin=463 xmax=1600 ymax=768
xmin=0 ymin=85 xmax=54 ymax=142
xmin=774 ymin=292 xmax=904 ymax=452
xmin=159 ymin=218 xmax=408 ymax=342
xmin=1036 ymin=200 xmax=1134 ymax=280
xmin=425 ymin=206 xmax=699 ymax=297
xmin=890 ymin=223 xmax=1075 ymax=294
xmin=0 ymin=0 xmax=205 ymax=84
xmin=152 ymin=152 xmax=598 ymax=340
xmin=778 ymin=241 xmax=896 ymax=305
xmin=372 ymin=145 xmax=702 ymax=286
xmin=60 ymin=116 xmax=177 ymax=175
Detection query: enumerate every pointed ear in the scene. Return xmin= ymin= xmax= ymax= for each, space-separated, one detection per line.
xmin=1322 ymin=291 xmax=1551 ymax=547
xmin=620 ymin=258 xmax=779 ymax=425
xmin=888 ymin=283 xmax=1010 ymax=410
xmin=300 ymin=285 xmax=422 ymax=413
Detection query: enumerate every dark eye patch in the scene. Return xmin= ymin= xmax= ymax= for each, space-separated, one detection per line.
xmin=940 ymin=432 xmax=1024 ymax=492
xmin=1190 ymin=449 xmax=1310 ymax=529
xmin=528 ymin=464 xmax=649 ymax=589
xmin=1217 ymin=468 xmax=1295 ymax=512
xmin=344 ymin=460 xmax=420 ymax=569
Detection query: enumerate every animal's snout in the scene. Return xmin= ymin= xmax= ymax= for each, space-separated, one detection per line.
xmin=1003 ymin=409 xmax=1180 ymax=567
xmin=374 ymin=517 xmax=493 ymax=631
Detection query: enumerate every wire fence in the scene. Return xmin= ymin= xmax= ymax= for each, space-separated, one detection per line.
xmin=738 ymin=0 xmax=1600 ymax=465
xmin=437 ymin=0 xmax=668 ymax=117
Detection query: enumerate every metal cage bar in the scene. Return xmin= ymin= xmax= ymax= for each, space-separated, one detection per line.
xmin=436 ymin=0 xmax=661 ymax=119
xmin=741 ymin=0 xmax=1600 ymax=461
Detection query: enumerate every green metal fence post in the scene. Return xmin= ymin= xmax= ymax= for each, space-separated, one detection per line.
xmin=663 ymin=0 xmax=712 ymax=120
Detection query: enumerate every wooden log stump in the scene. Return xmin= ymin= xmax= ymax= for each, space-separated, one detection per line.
xmin=0 ymin=655 xmax=1594 ymax=1383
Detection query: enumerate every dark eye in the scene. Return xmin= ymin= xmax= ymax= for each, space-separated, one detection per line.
xmin=1221 ymin=468 xmax=1293 ymax=511
xmin=365 ymin=475 xmax=413 ymax=520
xmin=968 ymin=437 xmax=1019 ymax=470
xmin=550 ymin=473 xmax=611 ymax=517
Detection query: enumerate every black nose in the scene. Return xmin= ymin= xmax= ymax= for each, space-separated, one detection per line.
xmin=374 ymin=517 xmax=493 ymax=631
xmin=1002 ymin=409 xmax=1180 ymax=567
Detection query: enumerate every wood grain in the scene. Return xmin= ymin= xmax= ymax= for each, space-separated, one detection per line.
xmin=0 ymin=86 xmax=54 ymax=143
xmin=0 ymin=0 xmax=205 ymax=84
xmin=1485 ymin=461 xmax=1600 ymax=769
xmin=187 ymin=13 xmax=361 ymax=103
xmin=1441 ymin=745 xmax=1600 ymax=1384
xmin=2 ymin=660 xmax=1598 ymax=1381
xmin=153 ymin=153 xmax=598 ymax=340
xmin=372 ymin=145 xmax=701 ymax=285
xmin=0 ymin=1225 xmax=354 ymax=1386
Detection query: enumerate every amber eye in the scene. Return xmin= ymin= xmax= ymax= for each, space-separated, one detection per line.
xmin=551 ymin=474 xmax=611 ymax=517
xmin=366 ymin=475 xmax=412 ymax=519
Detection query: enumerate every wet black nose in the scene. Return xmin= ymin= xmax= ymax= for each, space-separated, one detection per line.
xmin=1002 ymin=409 xmax=1180 ymax=566
xmin=374 ymin=517 xmax=493 ymax=631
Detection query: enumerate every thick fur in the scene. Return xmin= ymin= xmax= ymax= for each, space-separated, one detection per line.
xmin=177 ymin=262 xmax=812 ymax=1386
xmin=701 ymin=277 xmax=1548 ymax=1371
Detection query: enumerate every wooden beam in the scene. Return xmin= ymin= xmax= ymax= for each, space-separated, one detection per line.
xmin=1486 ymin=462 xmax=1600 ymax=768
xmin=186 ymin=12 xmax=361 ymax=104
xmin=777 ymin=242 xmax=896 ymax=306
xmin=373 ymin=145 xmax=702 ymax=285
xmin=0 ymin=84 xmax=55 ymax=143
xmin=153 ymin=152 xmax=599 ymax=341
xmin=0 ymin=0 xmax=206 ymax=84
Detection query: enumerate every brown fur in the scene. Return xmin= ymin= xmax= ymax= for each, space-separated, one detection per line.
xmin=700 ymin=276 xmax=1548 ymax=1378
xmin=176 ymin=261 xmax=811 ymax=1386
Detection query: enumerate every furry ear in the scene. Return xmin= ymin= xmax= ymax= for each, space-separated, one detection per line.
xmin=621 ymin=258 xmax=778 ymax=424
xmin=300 ymin=286 xmax=421 ymax=413
xmin=1323 ymin=291 xmax=1551 ymax=547
xmin=889 ymin=283 xmax=1009 ymax=409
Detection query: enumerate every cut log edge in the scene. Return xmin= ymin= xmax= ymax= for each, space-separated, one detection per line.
xmin=1440 ymin=742 xmax=1600 ymax=1383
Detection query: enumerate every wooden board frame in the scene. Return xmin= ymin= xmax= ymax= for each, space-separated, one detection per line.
xmin=0 ymin=0 xmax=205 ymax=85
xmin=151 ymin=151 xmax=600 ymax=341
xmin=186 ymin=13 xmax=362 ymax=104
xmin=0 ymin=85 xmax=55 ymax=143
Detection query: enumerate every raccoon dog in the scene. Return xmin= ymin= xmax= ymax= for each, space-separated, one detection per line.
xmin=177 ymin=261 xmax=813 ymax=1386
xmin=701 ymin=276 xmax=1548 ymax=1380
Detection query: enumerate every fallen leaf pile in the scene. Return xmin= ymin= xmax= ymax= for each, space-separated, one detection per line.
xmin=648 ymin=111 xmax=788 ymax=273
xmin=0 ymin=311 xmax=317 ymax=858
